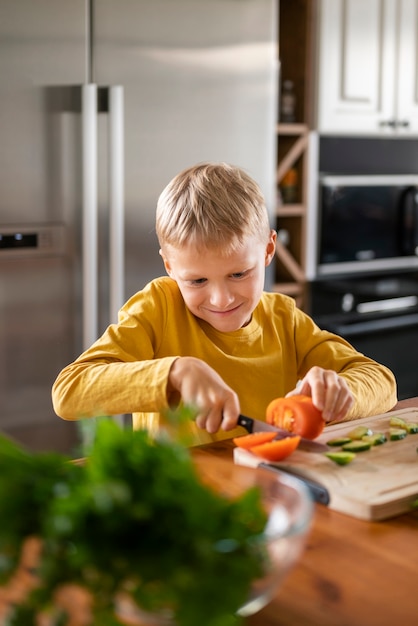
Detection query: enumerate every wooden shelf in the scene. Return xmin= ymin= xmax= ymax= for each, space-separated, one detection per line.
xmin=276 ymin=123 xmax=309 ymax=135
xmin=275 ymin=125 xmax=309 ymax=307
xmin=271 ymin=282 xmax=304 ymax=295
xmin=276 ymin=203 xmax=305 ymax=217
xmin=276 ymin=126 xmax=309 ymax=184
xmin=275 ymin=0 xmax=313 ymax=311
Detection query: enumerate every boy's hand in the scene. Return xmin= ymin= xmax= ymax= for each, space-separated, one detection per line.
xmin=286 ymin=366 xmax=354 ymax=422
xmin=168 ymin=357 xmax=240 ymax=433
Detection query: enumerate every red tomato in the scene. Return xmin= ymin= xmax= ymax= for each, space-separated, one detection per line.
xmin=233 ymin=431 xmax=277 ymax=449
xmin=266 ymin=395 xmax=325 ymax=440
xmin=250 ymin=435 xmax=301 ymax=462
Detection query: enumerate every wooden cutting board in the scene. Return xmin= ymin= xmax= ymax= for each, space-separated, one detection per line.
xmin=234 ymin=407 xmax=418 ymax=521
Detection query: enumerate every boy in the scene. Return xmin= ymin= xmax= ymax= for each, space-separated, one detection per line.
xmin=52 ymin=162 xmax=397 ymax=445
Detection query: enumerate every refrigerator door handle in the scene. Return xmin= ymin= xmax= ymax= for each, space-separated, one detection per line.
xmin=82 ymin=83 xmax=99 ymax=351
xmin=108 ymin=85 xmax=125 ymax=323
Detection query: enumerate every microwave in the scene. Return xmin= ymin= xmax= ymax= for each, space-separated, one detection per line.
xmin=310 ymin=175 xmax=418 ymax=278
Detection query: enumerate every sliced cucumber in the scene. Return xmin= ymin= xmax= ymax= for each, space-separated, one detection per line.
xmin=325 ymin=451 xmax=356 ymax=466
xmin=389 ymin=427 xmax=408 ymax=441
xmin=389 ymin=416 xmax=407 ymax=429
xmin=362 ymin=432 xmax=387 ymax=446
xmin=389 ymin=416 xmax=418 ymax=434
xmin=405 ymin=422 xmax=418 ymax=434
xmin=347 ymin=426 xmax=372 ymax=440
xmin=342 ymin=440 xmax=372 ymax=452
xmin=326 ymin=436 xmax=352 ymax=447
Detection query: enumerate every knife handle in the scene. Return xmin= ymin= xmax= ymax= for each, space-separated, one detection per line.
xmin=237 ymin=414 xmax=254 ymax=433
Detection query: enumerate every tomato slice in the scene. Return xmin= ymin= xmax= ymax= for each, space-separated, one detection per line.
xmin=266 ymin=395 xmax=325 ymax=440
xmin=250 ymin=435 xmax=301 ymax=462
xmin=233 ymin=431 xmax=277 ymax=449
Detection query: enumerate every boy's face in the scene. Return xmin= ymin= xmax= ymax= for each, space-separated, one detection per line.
xmin=161 ymin=231 xmax=277 ymax=332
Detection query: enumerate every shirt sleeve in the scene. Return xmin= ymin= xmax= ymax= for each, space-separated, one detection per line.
xmin=52 ymin=281 xmax=178 ymax=420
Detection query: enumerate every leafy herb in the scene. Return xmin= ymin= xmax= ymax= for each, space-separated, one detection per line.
xmin=0 ymin=417 xmax=268 ymax=626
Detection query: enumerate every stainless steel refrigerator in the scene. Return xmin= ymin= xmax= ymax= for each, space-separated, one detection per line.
xmin=0 ymin=0 xmax=278 ymax=453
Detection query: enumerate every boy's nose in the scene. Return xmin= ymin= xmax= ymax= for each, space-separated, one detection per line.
xmin=208 ymin=284 xmax=234 ymax=308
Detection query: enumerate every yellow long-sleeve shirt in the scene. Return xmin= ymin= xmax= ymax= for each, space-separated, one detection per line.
xmin=52 ymin=276 xmax=397 ymax=445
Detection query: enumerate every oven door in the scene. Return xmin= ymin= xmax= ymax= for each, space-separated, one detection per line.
xmin=309 ymin=275 xmax=418 ymax=400
xmin=325 ymin=313 xmax=418 ymax=400
xmin=317 ymin=174 xmax=418 ymax=277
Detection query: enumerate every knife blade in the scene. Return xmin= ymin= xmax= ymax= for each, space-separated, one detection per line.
xmin=259 ymin=463 xmax=330 ymax=505
xmin=237 ymin=414 xmax=329 ymax=453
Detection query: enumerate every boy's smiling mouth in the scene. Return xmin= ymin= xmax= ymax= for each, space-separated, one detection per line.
xmin=201 ymin=303 xmax=253 ymax=329
xmin=206 ymin=303 xmax=242 ymax=316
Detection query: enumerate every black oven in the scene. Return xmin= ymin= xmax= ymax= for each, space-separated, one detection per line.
xmin=311 ymin=174 xmax=418 ymax=279
xmin=309 ymin=273 xmax=418 ymax=400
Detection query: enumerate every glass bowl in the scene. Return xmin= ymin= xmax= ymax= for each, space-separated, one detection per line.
xmin=116 ymin=458 xmax=314 ymax=625
xmin=236 ymin=465 xmax=313 ymax=616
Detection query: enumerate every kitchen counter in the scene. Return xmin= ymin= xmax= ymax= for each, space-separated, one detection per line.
xmin=194 ymin=397 xmax=418 ymax=626
xmin=1 ymin=399 xmax=416 ymax=625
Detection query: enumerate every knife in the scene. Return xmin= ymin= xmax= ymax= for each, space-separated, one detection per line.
xmin=259 ymin=462 xmax=330 ymax=505
xmin=236 ymin=414 xmax=330 ymax=504
xmin=237 ymin=414 xmax=329 ymax=453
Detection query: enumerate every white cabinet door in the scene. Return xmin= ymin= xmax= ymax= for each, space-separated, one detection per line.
xmin=316 ymin=0 xmax=418 ymax=136
xmin=396 ymin=0 xmax=418 ymax=133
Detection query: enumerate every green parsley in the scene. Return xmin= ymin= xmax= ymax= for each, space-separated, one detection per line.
xmin=0 ymin=418 xmax=268 ymax=626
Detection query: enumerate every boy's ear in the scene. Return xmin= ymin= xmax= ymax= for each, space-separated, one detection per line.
xmin=159 ymin=249 xmax=172 ymax=276
xmin=264 ymin=229 xmax=277 ymax=266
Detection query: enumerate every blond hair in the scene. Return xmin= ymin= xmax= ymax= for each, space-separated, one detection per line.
xmin=156 ymin=162 xmax=270 ymax=252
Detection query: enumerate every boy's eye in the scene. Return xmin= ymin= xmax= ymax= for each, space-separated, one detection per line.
xmin=231 ymin=272 xmax=246 ymax=279
xmin=189 ymin=278 xmax=207 ymax=285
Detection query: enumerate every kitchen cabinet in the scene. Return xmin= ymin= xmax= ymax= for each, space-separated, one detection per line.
xmin=316 ymin=0 xmax=418 ymax=136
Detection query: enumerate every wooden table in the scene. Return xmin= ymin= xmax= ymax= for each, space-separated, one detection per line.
xmin=2 ymin=401 xmax=416 ymax=625
xmin=194 ymin=398 xmax=418 ymax=626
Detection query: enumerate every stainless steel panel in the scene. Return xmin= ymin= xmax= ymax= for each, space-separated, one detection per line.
xmin=0 ymin=250 xmax=79 ymax=448
xmin=0 ymin=254 xmax=70 ymax=424
xmin=0 ymin=0 xmax=278 ymax=451
xmin=0 ymin=0 xmax=87 ymax=224
xmin=0 ymin=1 xmax=87 ymax=451
xmin=93 ymin=0 xmax=278 ymax=297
